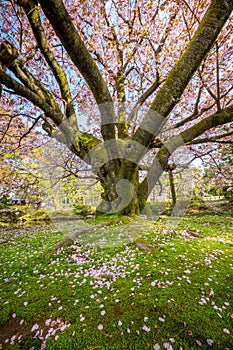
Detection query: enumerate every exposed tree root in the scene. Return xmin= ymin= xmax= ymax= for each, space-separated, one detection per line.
xmin=52 ymin=218 xmax=124 ymax=252
xmin=51 ymin=216 xmax=154 ymax=253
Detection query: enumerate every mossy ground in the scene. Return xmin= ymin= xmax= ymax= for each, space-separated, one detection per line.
xmin=0 ymin=208 xmax=232 ymax=349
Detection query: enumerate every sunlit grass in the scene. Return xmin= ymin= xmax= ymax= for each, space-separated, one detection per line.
xmin=0 ymin=213 xmax=232 ymax=349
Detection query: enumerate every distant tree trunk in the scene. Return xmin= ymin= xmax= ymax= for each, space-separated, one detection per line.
xmin=167 ymin=164 xmax=177 ymax=208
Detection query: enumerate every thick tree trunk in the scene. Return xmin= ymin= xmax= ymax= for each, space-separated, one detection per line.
xmin=95 ymin=160 xmax=146 ymax=216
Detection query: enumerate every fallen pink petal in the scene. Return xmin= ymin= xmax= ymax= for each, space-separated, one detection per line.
xmin=223 ymin=328 xmax=230 ymax=334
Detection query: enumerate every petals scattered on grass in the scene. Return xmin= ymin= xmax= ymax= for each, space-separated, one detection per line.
xmin=196 ymin=340 xmax=202 ymax=346
xmin=142 ymin=325 xmax=150 ymax=332
xmin=31 ymin=324 xmax=39 ymax=332
xmin=223 ymin=328 xmax=230 ymax=334
xmin=153 ymin=345 xmax=160 ymax=350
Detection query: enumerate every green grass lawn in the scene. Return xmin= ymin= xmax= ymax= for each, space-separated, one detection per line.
xmin=0 ymin=211 xmax=232 ymax=349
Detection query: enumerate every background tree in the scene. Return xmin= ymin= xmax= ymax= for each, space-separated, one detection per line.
xmin=203 ymin=144 xmax=233 ymax=202
xmin=0 ymin=105 xmax=42 ymax=203
xmin=39 ymin=141 xmax=100 ymax=209
xmin=0 ymin=0 xmax=232 ymax=216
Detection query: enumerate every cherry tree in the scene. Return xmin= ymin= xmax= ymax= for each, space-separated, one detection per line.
xmin=0 ymin=0 xmax=232 ymax=216
xmin=0 ymin=106 xmax=42 ymax=202
xmin=201 ymin=143 xmax=233 ymax=200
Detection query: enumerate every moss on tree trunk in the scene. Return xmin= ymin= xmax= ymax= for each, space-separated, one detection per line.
xmin=96 ymin=160 xmax=145 ymax=217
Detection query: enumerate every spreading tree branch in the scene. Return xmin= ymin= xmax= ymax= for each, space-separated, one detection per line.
xmin=127 ymin=71 xmax=161 ymax=125
xmin=140 ymin=103 xmax=233 ymax=200
xmin=180 ymin=104 xmax=233 ymax=144
xmin=132 ymin=0 xmax=233 ymax=148
xmin=38 ymin=0 xmax=115 ymax=140
xmin=17 ymin=0 xmax=77 ymax=126
xmin=9 ymin=60 xmax=59 ymax=111
xmin=0 ymin=68 xmax=101 ymax=160
xmin=17 ymin=115 xmax=42 ymax=147
xmin=0 ymin=68 xmax=63 ymax=126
